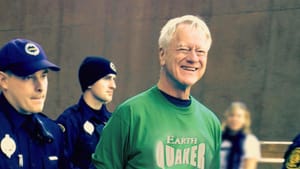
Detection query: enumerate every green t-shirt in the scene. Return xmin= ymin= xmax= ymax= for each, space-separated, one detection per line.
xmin=92 ymin=86 xmax=221 ymax=169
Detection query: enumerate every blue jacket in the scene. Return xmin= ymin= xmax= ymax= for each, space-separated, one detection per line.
xmin=56 ymin=96 xmax=111 ymax=169
xmin=282 ymin=133 xmax=300 ymax=169
xmin=0 ymin=94 xmax=67 ymax=169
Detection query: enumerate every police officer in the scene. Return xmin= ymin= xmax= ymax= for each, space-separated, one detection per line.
xmin=282 ymin=133 xmax=300 ymax=169
xmin=56 ymin=56 xmax=117 ymax=169
xmin=0 ymin=38 xmax=67 ymax=169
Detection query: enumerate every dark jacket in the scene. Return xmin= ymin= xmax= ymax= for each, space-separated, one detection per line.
xmin=282 ymin=133 xmax=300 ymax=169
xmin=0 ymin=94 xmax=67 ymax=169
xmin=56 ymin=96 xmax=111 ymax=169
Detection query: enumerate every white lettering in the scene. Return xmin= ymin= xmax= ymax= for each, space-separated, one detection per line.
xmin=197 ymin=144 xmax=205 ymax=169
xmin=183 ymin=147 xmax=190 ymax=164
xmin=155 ymin=140 xmax=206 ymax=168
xmin=166 ymin=136 xmax=174 ymax=144
xmin=175 ymin=149 xmax=182 ymax=165
xmin=155 ymin=141 xmax=165 ymax=168
xmin=190 ymin=145 xmax=198 ymax=167
xmin=191 ymin=138 xmax=198 ymax=144
xmin=166 ymin=145 xmax=174 ymax=167
xmin=166 ymin=136 xmax=198 ymax=144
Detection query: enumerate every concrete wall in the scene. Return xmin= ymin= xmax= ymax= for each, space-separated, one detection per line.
xmin=0 ymin=0 xmax=299 ymax=144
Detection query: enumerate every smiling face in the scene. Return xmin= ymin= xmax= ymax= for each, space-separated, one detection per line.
xmin=0 ymin=69 xmax=48 ymax=114
xmin=158 ymin=23 xmax=210 ymax=95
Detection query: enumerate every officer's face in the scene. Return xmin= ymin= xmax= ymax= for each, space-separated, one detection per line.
xmin=159 ymin=24 xmax=210 ymax=91
xmin=89 ymin=73 xmax=117 ymax=103
xmin=1 ymin=69 xmax=48 ymax=114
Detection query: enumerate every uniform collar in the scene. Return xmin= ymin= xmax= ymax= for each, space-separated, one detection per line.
xmin=78 ymin=96 xmax=111 ymax=123
xmin=0 ymin=94 xmax=30 ymax=130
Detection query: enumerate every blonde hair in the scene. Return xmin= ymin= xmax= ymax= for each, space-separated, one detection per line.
xmin=158 ymin=15 xmax=212 ymax=50
xmin=222 ymin=101 xmax=252 ymax=134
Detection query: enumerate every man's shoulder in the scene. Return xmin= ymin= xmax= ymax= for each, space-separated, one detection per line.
xmin=112 ymin=87 xmax=159 ymax=119
xmin=192 ymin=99 xmax=217 ymax=116
xmin=57 ymin=104 xmax=82 ymax=120
xmin=36 ymin=113 xmax=58 ymax=124
xmin=55 ymin=104 xmax=85 ymax=131
xmin=36 ymin=113 xmax=63 ymax=132
xmin=0 ymin=111 xmax=7 ymax=121
xmin=191 ymin=99 xmax=221 ymax=128
xmin=293 ymin=133 xmax=300 ymax=144
xmin=120 ymin=87 xmax=157 ymax=106
xmin=0 ymin=111 xmax=11 ymax=133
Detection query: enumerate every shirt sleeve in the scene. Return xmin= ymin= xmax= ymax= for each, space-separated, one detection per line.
xmin=243 ymin=134 xmax=261 ymax=160
xmin=209 ymin=123 xmax=221 ymax=169
xmin=91 ymin=107 xmax=130 ymax=169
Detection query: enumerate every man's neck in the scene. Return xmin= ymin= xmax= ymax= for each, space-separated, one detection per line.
xmin=83 ymin=91 xmax=103 ymax=110
xmin=157 ymin=79 xmax=191 ymax=100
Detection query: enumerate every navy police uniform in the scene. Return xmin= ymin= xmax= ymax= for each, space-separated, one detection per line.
xmin=282 ymin=133 xmax=300 ymax=169
xmin=56 ymin=96 xmax=111 ymax=169
xmin=0 ymin=38 xmax=68 ymax=169
xmin=0 ymin=94 xmax=67 ymax=169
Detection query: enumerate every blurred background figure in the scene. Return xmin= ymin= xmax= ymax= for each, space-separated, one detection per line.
xmin=282 ymin=132 xmax=300 ymax=169
xmin=220 ymin=101 xmax=261 ymax=169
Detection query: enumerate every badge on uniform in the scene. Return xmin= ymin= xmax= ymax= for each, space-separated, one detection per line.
xmin=1 ymin=134 xmax=16 ymax=158
xmin=83 ymin=121 xmax=94 ymax=135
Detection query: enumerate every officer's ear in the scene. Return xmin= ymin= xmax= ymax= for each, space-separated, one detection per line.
xmin=0 ymin=71 xmax=9 ymax=90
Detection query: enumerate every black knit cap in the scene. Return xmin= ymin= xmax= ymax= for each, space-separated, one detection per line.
xmin=78 ymin=56 xmax=117 ymax=92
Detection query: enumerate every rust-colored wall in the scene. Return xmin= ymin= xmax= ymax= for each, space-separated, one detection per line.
xmin=1 ymin=0 xmax=299 ymax=145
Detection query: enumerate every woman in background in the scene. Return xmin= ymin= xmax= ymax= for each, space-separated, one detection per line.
xmin=220 ymin=102 xmax=261 ymax=169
